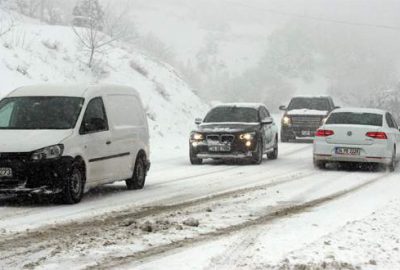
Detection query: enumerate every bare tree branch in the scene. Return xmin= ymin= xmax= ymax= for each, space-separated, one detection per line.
xmin=72 ymin=2 xmax=130 ymax=67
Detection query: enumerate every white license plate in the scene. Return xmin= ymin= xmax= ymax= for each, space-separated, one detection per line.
xmin=0 ymin=168 xmax=12 ymax=178
xmin=335 ymin=147 xmax=360 ymax=156
xmin=301 ymin=130 xmax=311 ymax=136
xmin=209 ymin=145 xmax=231 ymax=152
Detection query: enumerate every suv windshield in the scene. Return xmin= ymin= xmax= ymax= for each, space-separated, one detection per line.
xmin=204 ymin=107 xmax=259 ymax=123
xmin=326 ymin=112 xmax=383 ymax=127
xmin=288 ymin=97 xmax=330 ymax=111
xmin=0 ymin=96 xmax=84 ymax=130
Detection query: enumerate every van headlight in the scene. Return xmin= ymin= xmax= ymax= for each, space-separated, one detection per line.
xmin=31 ymin=145 xmax=64 ymax=161
xmin=240 ymin=132 xmax=256 ymax=141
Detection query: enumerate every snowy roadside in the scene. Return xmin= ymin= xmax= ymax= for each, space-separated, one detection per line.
xmin=269 ymin=199 xmax=400 ymax=270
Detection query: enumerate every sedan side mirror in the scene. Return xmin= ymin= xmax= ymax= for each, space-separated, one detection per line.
xmin=195 ymin=118 xmax=202 ymax=125
xmin=279 ymin=105 xmax=287 ymax=111
xmin=261 ymin=117 xmax=273 ymax=125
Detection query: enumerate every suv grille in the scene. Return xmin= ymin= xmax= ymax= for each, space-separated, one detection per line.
xmin=291 ymin=116 xmax=322 ymax=127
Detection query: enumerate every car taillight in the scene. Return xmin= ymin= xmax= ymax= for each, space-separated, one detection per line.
xmin=366 ymin=132 xmax=387 ymax=139
xmin=316 ymin=129 xmax=334 ymax=137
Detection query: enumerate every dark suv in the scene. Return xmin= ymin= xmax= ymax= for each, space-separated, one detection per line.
xmin=280 ymin=96 xmax=337 ymax=142
xmin=189 ymin=103 xmax=279 ymax=165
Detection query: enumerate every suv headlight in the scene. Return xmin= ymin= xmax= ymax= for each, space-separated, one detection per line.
xmin=191 ymin=133 xmax=204 ymax=141
xmin=240 ymin=132 xmax=256 ymax=141
xmin=31 ymin=144 xmax=64 ymax=161
xmin=282 ymin=116 xmax=291 ymax=126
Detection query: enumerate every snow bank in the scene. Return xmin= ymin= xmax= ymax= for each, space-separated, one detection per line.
xmin=0 ymin=10 xmax=208 ymax=156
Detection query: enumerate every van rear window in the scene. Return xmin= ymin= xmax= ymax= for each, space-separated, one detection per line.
xmin=326 ymin=112 xmax=383 ymax=126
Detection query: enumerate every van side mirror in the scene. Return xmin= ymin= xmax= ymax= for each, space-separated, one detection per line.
xmin=261 ymin=117 xmax=273 ymax=125
xmin=195 ymin=118 xmax=202 ymax=125
xmin=279 ymin=105 xmax=287 ymax=111
xmin=83 ymin=117 xmax=107 ymax=133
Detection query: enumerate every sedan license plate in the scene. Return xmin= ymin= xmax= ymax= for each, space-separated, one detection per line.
xmin=0 ymin=168 xmax=12 ymax=178
xmin=335 ymin=147 xmax=360 ymax=156
xmin=209 ymin=144 xmax=231 ymax=152
xmin=301 ymin=130 xmax=311 ymax=136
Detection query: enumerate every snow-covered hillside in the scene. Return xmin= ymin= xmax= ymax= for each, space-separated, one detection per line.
xmin=0 ymin=10 xmax=208 ymax=156
xmin=129 ymin=0 xmax=279 ymax=76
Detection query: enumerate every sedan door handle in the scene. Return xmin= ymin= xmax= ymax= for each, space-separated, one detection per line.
xmin=106 ymin=140 xmax=112 ymax=145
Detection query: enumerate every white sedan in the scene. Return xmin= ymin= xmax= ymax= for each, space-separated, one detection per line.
xmin=313 ymin=108 xmax=400 ymax=171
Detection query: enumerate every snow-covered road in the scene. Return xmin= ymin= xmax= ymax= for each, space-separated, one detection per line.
xmin=1 ymin=143 xmax=399 ymax=270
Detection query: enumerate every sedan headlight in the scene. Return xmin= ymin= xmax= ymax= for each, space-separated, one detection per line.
xmin=31 ymin=144 xmax=64 ymax=161
xmin=282 ymin=116 xmax=291 ymax=126
xmin=192 ymin=133 xmax=204 ymax=141
xmin=240 ymin=132 xmax=256 ymax=141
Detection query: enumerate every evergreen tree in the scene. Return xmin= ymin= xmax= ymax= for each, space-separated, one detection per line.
xmin=72 ymin=0 xmax=104 ymax=30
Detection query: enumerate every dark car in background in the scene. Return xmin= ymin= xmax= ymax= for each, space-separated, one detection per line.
xmin=280 ymin=96 xmax=337 ymax=142
xmin=189 ymin=103 xmax=279 ymax=165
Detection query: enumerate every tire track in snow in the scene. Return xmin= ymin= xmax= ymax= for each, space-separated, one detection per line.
xmin=0 ymin=144 xmax=311 ymax=227
xmin=148 ymin=144 xmax=312 ymax=188
xmin=90 ymin=173 xmax=389 ymax=270
xmin=0 ymin=169 xmax=319 ymax=251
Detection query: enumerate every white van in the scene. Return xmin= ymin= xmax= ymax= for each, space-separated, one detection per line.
xmin=0 ymin=84 xmax=150 ymax=204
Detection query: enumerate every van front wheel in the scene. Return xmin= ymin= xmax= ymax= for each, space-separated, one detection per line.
xmin=62 ymin=164 xmax=84 ymax=204
xmin=126 ymin=155 xmax=146 ymax=190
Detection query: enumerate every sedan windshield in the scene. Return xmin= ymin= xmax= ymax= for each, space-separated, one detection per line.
xmin=0 ymin=96 xmax=84 ymax=130
xmin=288 ymin=98 xmax=330 ymax=111
xmin=326 ymin=112 xmax=383 ymax=127
xmin=204 ymin=107 xmax=259 ymax=123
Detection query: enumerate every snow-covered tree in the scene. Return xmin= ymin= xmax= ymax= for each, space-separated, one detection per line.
xmin=72 ymin=0 xmax=104 ymax=31
xmin=15 ymin=0 xmax=40 ymax=17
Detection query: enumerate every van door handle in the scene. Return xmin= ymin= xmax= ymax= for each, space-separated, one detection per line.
xmin=106 ymin=140 xmax=112 ymax=145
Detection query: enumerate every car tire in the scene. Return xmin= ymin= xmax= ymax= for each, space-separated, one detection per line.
xmin=388 ymin=147 xmax=396 ymax=172
xmin=314 ymin=159 xmax=326 ymax=170
xmin=267 ymin=137 xmax=279 ymax=160
xmin=126 ymin=154 xmax=147 ymax=190
xmin=190 ymin=148 xmax=203 ymax=165
xmin=252 ymin=138 xmax=264 ymax=165
xmin=62 ymin=162 xmax=85 ymax=204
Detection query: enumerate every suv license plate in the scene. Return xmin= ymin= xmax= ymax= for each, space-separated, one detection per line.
xmin=209 ymin=145 xmax=231 ymax=152
xmin=0 ymin=168 xmax=13 ymax=178
xmin=335 ymin=147 xmax=360 ymax=156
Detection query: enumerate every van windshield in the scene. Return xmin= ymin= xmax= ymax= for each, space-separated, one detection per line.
xmin=0 ymin=96 xmax=84 ymax=130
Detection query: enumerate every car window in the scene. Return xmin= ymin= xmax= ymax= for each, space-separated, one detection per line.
xmin=261 ymin=107 xmax=270 ymax=118
xmin=388 ymin=113 xmax=398 ymax=129
xmin=80 ymin=97 xmax=109 ymax=134
xmin=326 ymin=112 xmax=383 ymax=127
xmin=386 ymin=113 xmax=395 ymax=128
